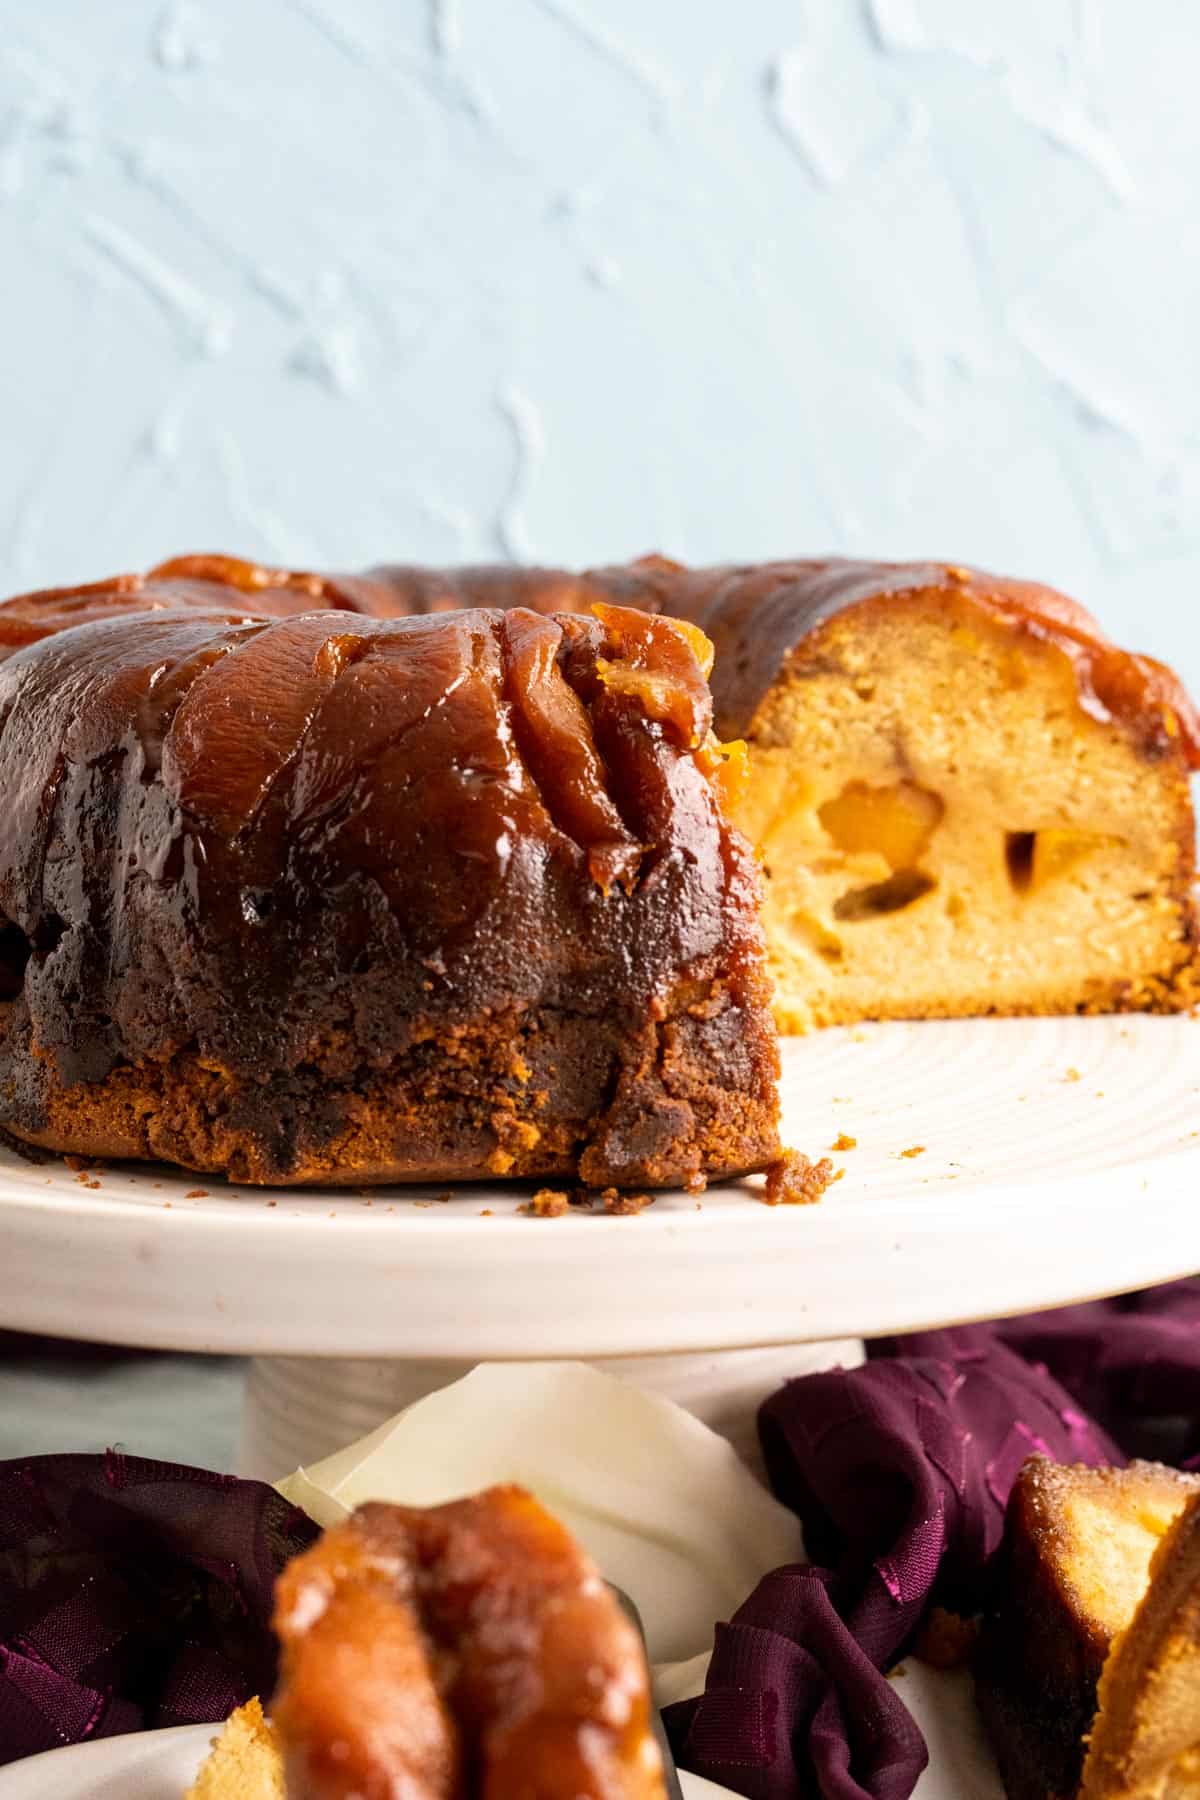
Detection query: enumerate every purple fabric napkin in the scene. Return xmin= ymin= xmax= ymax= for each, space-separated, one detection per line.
xmin=664 ymin=1278 xmax=1200 ymax=1800
xmin=0 ymin=1449 xmax=316 ymax=1765
xmin=0 ymin=1283 xmax=1198 ymax=1788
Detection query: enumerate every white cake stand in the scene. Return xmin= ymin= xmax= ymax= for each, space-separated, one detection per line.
xmin=1 ymin=1014 xmax=1198 ymax=1477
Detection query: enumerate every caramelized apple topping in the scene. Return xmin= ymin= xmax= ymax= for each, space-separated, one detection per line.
xmin=696 ymin=736 xmax=750 ymax=813
xmin=501 ymin=610 xmax=643 ymax=894
xmin=149 ymin=553 xmax=326 ymax=598
xmin=818 ymin=780 xmax=945 ymax=870
xmin=590 ymin=603 xmax=713 ymax=748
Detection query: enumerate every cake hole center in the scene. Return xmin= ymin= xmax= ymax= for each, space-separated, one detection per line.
xmin=785 ymin=908 xmax=844 ymax=961
xmin=833 ymin=870 xmax=936 ymax=921
xmin=1005 ymin=831 xmax=1036 ymax=894
xmin=31 ymin=913 xmax=67 ymax=957
xmin=818 ymin=779 xmax=944 ymax=871
xmin=0 ymin=923 xmax=30 ymax=1000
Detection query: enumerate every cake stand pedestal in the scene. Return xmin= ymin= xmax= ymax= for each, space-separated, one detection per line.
xmin=1 ymin=1014 xmax=1198 ymax=1479
xmin=236 ymin=1341 xmax=867 ymax=1479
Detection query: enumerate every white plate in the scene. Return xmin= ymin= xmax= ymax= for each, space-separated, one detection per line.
xmin=0 ymin=1667 xmax=1002 ymax=1797
xmin=1 ymin=1015 xmax=1198 ymax=1357
xmin=0 ymin=1722 xmax=736 ymax=1798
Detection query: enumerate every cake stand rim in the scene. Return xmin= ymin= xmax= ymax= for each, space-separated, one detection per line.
xmin=1 ymin=1011 xmax=1196 ymax=1356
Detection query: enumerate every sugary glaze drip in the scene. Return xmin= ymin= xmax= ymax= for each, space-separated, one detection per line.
xmin=272 ymin=1487 xmax=665 ymax=1799
xmin=0 ymin=556 xmax=777 ymax=1185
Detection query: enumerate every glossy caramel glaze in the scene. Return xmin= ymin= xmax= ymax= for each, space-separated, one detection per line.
xmin=272 ymin=1487 xmax=665 ymax=1799
xmin=367 ymin=555 xmax=1200 ymax=766
xmin=0 ymin=556 xmax=777 ymax=1186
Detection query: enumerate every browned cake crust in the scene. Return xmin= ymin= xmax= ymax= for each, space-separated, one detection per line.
xmin=0 ymin=561 xmax=778 ymax=1187
xmin=272 ymin=1487 xmax=665 ymax=1798
xmin=976 ymin=1457 xmax=1200 ymax=1800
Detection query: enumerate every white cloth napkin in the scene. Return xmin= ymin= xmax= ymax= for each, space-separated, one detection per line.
xmin=274 ymin=1360 xmax=1002 ymax=1799
xmin=275 ymin=1359 xmax=803 ymax=1703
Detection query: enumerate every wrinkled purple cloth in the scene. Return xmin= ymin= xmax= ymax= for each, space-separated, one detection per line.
xmin=0 ymin=1285 xmax=1198 ymax=1787
xmin=664 ymin=1278 xmax=1200 ymax=1800
xmin=0 ymin=1449 xmax=316 ymax=1765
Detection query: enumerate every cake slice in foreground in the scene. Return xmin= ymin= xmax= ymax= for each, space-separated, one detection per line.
xmin=1080 ymin=1487 xmax=1200 ymax=1797
xmin=187 ymin=1486 xmax=666 ymax=1798
xmin=185 ymin=1697 xmax=282 ymax=1800
xmin=272 ymin=1486 xmax=665 ymax=1798
xmin=976 ymin=1456 xmax=1200 ymax=1799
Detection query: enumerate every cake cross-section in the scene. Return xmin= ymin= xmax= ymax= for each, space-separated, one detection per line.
xmin=367 ymin=554 xmax=1200 ymax=1031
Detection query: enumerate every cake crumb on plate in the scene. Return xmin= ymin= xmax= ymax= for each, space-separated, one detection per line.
xmin=523 ymin=1188 xmax=570 ymax=1218
xmin=763 ymin=1150 xmax=836 ymax=1205
xmin=602 ymin=1190 xmax=654 ymax=1215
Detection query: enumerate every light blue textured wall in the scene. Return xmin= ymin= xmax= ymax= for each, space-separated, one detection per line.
xmin=3 ymin=1 xmax=1199 ymax=687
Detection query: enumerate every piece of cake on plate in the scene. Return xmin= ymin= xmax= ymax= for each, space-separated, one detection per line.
xmin=185 ymin=1484 xmax=666 ymax=1799
xmin=184 ymin=1697 xmax=282 ymax=1800
xmin=976 ymin=1455 xmax=1200 ymax=1799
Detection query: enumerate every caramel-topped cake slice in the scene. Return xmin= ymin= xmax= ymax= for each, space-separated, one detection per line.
xmin=185 ymin=1487 xmax=667 ymax=1798
xmin=272 ymin=1486 xmax=666 ymax=1799
xmin=185 ymin=1698 xmax=282 ymax=1800
xmin=977 ymin=1457 xmax=1200 ymax=1800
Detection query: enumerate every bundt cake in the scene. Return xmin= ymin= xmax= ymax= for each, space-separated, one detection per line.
xmin=976 ymin=1456 xmax=1200 ymax=1799
xmin=0 ymin=556 xmax=779 ymax=1187
xmin=2 ymin=547 xmax=1193 ymax=1182
xmin=372 ymin=556 xmax=1200 ymax=1030
xmin=270 ymin=1486 xmax=666 ymax=1798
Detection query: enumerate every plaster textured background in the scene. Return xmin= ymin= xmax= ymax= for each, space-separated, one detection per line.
xmin=2 ymin=1 xmax=1199 ymax=681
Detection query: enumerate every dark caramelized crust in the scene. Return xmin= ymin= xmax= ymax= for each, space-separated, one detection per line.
xmin=9 ymin=551 xmax=1191 ymax=763
xmin=272 ymin=1487 xmax=665 ymax=1799
xmin=365 ymin=555 xmax=1200 ymax=768
xmin=0 ymin=562 xmax=778 ymax=1186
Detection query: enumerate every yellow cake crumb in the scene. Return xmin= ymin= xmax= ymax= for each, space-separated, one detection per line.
xmin=602 ymin=1189 xmax=654 ymax=1215
xmin=185 ymin=1698 xmax=283 ymax=1800
xmin=525 ymin=1187 xmax=569 ymax=1218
